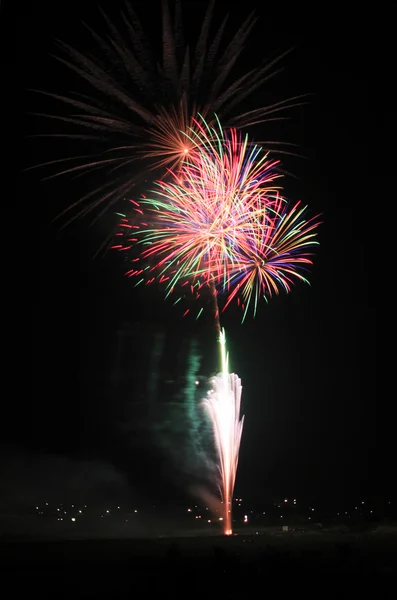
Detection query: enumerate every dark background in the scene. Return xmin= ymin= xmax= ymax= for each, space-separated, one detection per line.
xmin=11 ymin=1 xmax=384 ymax=510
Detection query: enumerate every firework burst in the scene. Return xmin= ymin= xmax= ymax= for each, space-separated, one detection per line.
xmin=221 ymin=195 xmax=321 ymax=320
xmin=115 ymin=116 xmax=320 ymax=321
xmin=29 ymin=1 xmax=302 ymax=219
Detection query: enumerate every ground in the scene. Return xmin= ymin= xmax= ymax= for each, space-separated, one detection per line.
xmin=2 ymin=528 xmax=396 ymax=597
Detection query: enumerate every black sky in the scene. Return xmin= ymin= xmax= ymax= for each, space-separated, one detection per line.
xmin=15 ymin=1 xmax=384 ymax=507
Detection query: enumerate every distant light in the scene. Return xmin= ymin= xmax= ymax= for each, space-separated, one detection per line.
xmin=208 ymin=520 xmax=211 ymax=523
xmin=45 ymin=503 xmax=48 ymax=506
xmin=79 ymin=510 xmax=82 ymax=514
xmin=263 ymin=512 xmax=266 ymax=515
xmin=187 ymin=508 xmax=192 ymax=512
xmin=106 ymin=510 xmax=110 ymax=513
xmin=35 ymin=506 xmax=38 ymax=510
xmin=134 ymin=510 xmax=138 ymax=513
xmin=125 ymin=519 xmax=128 ymax=523
xmin=117 ymin=506 xmax=120 ymax=509
xmin=57 ymin=508 xmax=60 ymax=512
xmin=219 ymin=517 xmax=223 ymax=521
xmin=280 ymin=516 xmax=283 ymax=518
xmin=244 ymin=515 xmax=248 ymax=523
xmin=362 ymin=501 xmax=364 ymax=504
xmin=312 ymin=508 xmax=314 ymax=511
xmin=71 ymin=518 xmax=76 ymax=522
xmin=72 ymin=505 xmax=74 ymax=508
xmin=284 ymin=499 xmax=288 ymax=503
xmin=195 ymin=380 xmax=199 ymax=385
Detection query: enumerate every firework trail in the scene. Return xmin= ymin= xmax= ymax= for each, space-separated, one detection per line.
xmin=146 ymin=335 xmax=214 ymax=488
xmin=202 ymin=329 xmax=244 ymax=535
xmin=182 ymin=338 xmax=215 ymax=476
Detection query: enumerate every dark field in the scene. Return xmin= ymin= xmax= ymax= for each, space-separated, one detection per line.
xmin=2 ymin=528 xmax=397 ymax=598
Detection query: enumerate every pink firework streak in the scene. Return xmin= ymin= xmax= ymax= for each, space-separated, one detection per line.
xmin=202 ymin=329 xmax=244 ymax=535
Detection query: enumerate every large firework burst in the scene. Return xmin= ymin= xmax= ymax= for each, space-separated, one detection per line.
xmin=30 ymin=1 xmax=301 ymax=219
xmin=115 ymin=116 xmax=320 ymax=321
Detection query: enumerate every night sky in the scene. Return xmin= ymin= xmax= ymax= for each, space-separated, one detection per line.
xmin=15 ymin=1 xmax=383 ymax=509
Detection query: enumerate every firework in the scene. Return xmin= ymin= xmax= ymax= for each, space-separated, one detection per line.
xmin=221 ymin=195 xmax=321 ymax=321
xmin=30 ymin=1 xmax=301 ymax=218
xmin=115 ymin=116 xmax=320 ymax=322
xmin=27 ymin=2 xmax=320 ymax=540
xmin=202 ymin=329 xmax=244 ymax=535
